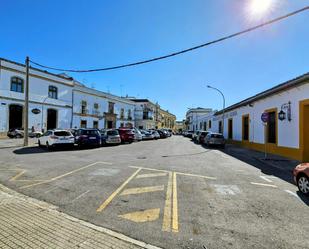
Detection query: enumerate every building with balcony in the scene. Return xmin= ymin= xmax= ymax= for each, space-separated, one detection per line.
xmin=157 ymin=108 xmax=176 ymax=130
xmin=72 ymin=82 xmax=135 ymax=129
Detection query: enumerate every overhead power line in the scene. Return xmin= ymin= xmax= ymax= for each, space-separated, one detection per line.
xmin=30 ymin=6 xmax=309 ymax=73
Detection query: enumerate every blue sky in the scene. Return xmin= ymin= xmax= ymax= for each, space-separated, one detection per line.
xmin=1 ymin=0 xmax=308 ymax=120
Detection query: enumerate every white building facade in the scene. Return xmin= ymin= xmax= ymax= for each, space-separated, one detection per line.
xmin=185 ymin=108 xmax=213 ymax=131
xmin=0 ymin=58 xmax=73 ymax=136
xmin=190 ymin=73 xmax=309 ymax=162
xmin=73 ymin=84 xmax=135 ymax=129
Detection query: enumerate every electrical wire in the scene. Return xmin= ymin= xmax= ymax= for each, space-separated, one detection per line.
xmin=30 ymin=6 xmax=309 ymax=73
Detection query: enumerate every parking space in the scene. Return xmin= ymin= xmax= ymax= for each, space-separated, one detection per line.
xmin=0 ymin=136 xmax=308 ymax=249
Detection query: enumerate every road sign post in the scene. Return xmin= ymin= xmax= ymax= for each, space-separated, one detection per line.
xmin=261 ymin=112 xmax=269 ymax=159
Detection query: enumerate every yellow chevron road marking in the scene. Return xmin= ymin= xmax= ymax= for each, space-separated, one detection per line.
xmin=118 ymin=208 xmax=160 ymax=223
xmin=120 ymin=185 xmax=164 ymax=196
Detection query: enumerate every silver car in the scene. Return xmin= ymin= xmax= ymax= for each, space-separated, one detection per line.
xmin=101 ymin=129 xmax=121 ymax=145
xmin=204 ymin=132 xmax=225 ymax=148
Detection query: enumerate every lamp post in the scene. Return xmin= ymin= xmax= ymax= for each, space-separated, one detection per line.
xmin=207 ymin=85 xmax=225 ymax=134
xmin=41 ymin=96 xmax=49 ymax=132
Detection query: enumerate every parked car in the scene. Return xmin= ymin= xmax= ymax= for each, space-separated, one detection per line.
xmin=186 ymin=130 xmax=194 ymax=138
xmin=38 ymin=130 xmax=75 ymax=149
xmin=196 ymin=131 xmax=209 ymax=144
xmin=204 ymin=132 xmax=226 ymax=148
xmin=293 ymin=163 xmax=309 ymax=195
xmin=140 ymin=130 xmax=154 ymax=140
xmin=151 ymin=130 xmax=160 ymax=139
xmin=133 ymin=128 xmax=142 ymax=141
xmin=192 ymin=130 xmax=202 ymax=142
xmin=100 ymin=129 xmax=121 ymax=146
xmin=157 ymin=129 xmax=168 ymax=138
xmin=7 ymin=128 xmax=24 ymax=138
xmin=7 ymin=128 xmax=42 ymax=138
xmin=118 ymin=128 xmax=135 ymax=143
xmin=74 ymin=128 xmax=101 ymax=148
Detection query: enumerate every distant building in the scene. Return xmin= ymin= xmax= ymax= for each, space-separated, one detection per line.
xmin=185 ymin=107 xmax=213 ymax=131
xmin=175 ymin=120 xmax=185 ymax=133
xmin=73 ymin=83 xmax=135 ymax=130
xmin=157 ymin=108 xmax=176 ymax=130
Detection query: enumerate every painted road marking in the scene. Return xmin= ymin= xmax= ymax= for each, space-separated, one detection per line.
xmin=172 ymin=172 xmax=178 ymax=233
xmin=44 ymin=185 xmax=60 ymax=194
xmin=136 ymin=172 xmax=168 ymax=179
xmin=0 ymin=169 xmax=45 ymax=182
xmin=284 ymin=190 xmax=302 ymax=201
xmin=130 ymin=166 xmax=216 ymax=180
xmin=118 ymin=208 xmax=160 ymax=223
xmin=250 ymin=182 xmax=278 ymax=188
xmin=120 ymin=185 xmax=164 ymax=196
xmin=72 ymin=190 xmax=91 ymax=202
xmin=212 ymin=184 xmax=241 ymax=195
xmin=20 ymin=161 xmax=111 ymax=189
xmin=259 ymin=176 xmax=273 ymax=183
xmin=96 ymin=168 xmax=142 ymax=212
xmin=162 ymin=172 xmax=173 ymax=232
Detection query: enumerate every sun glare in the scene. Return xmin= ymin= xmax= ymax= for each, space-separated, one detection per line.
xmin=247 ymin=0 xmax=276 ymax=20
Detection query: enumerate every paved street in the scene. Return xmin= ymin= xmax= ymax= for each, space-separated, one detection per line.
xmin=0 ymin=136 xmax=308 ymax=249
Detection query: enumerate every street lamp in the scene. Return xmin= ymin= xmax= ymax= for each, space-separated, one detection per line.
xmin=41 ymin=96 xmax=49 ymax=132
xmin=207 ymin=85 xmax=225 ymax=134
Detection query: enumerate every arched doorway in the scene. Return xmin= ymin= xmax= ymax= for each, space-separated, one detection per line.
xmin=9 ymin=104 xmax=23 ymax=129
xmin=47 ymin=109 xmax=57 ymax=130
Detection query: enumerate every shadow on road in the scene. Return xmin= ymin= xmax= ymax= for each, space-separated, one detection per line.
xmin=13 ymin=146 xmax=77 ymax=154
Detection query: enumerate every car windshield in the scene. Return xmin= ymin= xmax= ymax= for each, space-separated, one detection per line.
xmin=81 ymin=130 xmax=99 ymax=135
xmin=54 ymin=131 xmax=71 ymax=136
xmin=107 ymin=130 xmax=119 ymax=136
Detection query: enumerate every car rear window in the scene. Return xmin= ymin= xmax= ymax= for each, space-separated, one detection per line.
xmin=54 ymin=131 xmax=71 ymax=136
xmin=81 ymin=130 xmax=99 ymax=135
xmin=107 ymin=130 xmax=119 ymax=136
xmin=211 ymin=134 xmax=224 ymax=138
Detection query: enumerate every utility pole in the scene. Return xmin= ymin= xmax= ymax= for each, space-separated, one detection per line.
xmin=23 ymin=56 xmax=30 ymax=146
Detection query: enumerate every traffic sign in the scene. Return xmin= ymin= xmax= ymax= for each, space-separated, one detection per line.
xmin=261 ymin=112 xmax=269 ymax=123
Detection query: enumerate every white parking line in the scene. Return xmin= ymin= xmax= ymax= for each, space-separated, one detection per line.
xmin=259 ymin=176 xmax=273 ymax=183
xmin=250 ymin=182 xmax=278 ymax=188
xmin=284 ymin=190 xmax=301 ymax=201
xmin=72 ymin=190 xmax=91 ymax=202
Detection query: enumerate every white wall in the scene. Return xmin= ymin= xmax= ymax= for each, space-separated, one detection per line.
xmin=210 ymin=82 xmax=309 ymax=149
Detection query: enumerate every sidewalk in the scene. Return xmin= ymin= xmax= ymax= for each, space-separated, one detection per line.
xmin=0 ymin=138 xmax=37 ymax=149
xmin=224 ymin=144 xmax=300 ymax=173
xmin=0 ymin=184 xmax=161 ymax=249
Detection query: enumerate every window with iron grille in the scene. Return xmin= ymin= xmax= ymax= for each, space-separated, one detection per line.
xmin=108 ymin=102 xmax=114 ymax=114
xmin=11 ymin=77 xmax=24 ymax=93
xmin=48 ymin=86 xmax=58 ymax=99
xmin=208 ymin=120 xmax=212 ymax=129
xmin=120 ymin=108 xmax=124 ymax=119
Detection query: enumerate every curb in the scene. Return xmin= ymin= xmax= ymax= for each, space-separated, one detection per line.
xmin=0 ymin=184 xmax=162 ymax=249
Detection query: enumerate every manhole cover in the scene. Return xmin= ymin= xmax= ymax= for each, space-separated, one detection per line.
xmin=137 ymin=156 xmax=147 ymax=159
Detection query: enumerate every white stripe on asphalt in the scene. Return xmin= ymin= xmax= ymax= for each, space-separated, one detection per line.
xmin=250 ymin=182 xmax=278 ymax=188
xmin=284 ymin=190 xmax=301 ymax=201
xmin=72 ymin=190 xmax=91 ymax=202
xmin=259 ymin=176 xmax=273 ymax=183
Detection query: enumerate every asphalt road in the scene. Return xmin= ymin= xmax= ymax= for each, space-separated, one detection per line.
xmin=0 ymin=136 xmax=308 ymax=249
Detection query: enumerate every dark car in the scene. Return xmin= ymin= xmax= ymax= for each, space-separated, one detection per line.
xmin=157 ymin=129 xmax=168 ymax=138
xmin=186 ymin=130 xmax=194 ymax=138
xmin=75 ymin=128 xmax=101 ymax=148
xmin=101 ymin=129 xmax=121 ymax=146
xmin=118 ymin=128 xmax=135 ymax=143
xmin=197 ymin=131 xmax=209 ymax=144
xmin=204 ymin=132 xmax=226 ymax=148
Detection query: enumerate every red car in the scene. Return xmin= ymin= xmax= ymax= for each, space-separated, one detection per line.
xmin=293 ymin=163 xmax=309 ymax=195
xmin=118 ymin=128 xmax=135 ymax=143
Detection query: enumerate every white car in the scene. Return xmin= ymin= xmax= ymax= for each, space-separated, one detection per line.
xmin=38 ymin=130 xmax=75 ymax=149
xmin=133 ymin=128 xmax=143 ymax=141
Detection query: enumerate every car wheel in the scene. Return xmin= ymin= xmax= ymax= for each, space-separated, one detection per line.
xmin=38 ymin=140 xmax=42 ymax=148
xmin=297 ymin=175 xmax=309 ymax=195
